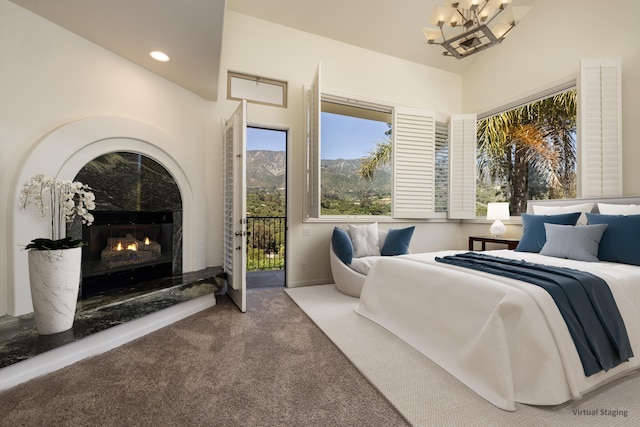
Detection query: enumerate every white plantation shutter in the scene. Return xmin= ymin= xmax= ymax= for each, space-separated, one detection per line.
xmin=448 ymin=114 xmax=477 ymax=219
xmin=579 ymin=58 xmax=622 ymax=198
xmin=305 ymin=64 xmax=321 ymax=218
xmin=434 ymin=121 xmax=449 ymax=212
xmin=393 ymin=107 xmax=436 ymax=218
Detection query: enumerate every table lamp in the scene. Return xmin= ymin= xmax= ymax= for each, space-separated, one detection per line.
xmin=487 ymin=202 xmax=510 ymax=237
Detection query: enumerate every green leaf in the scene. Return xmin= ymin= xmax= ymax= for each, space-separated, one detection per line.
xmin=25 ymin=237 xmax=86 ymax=250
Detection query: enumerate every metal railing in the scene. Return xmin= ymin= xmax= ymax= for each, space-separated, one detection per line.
xmin=246 ymin=216 xmax=286 ymax=271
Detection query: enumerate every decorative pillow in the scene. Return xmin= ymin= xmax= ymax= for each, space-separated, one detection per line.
xmin=331 ymin=227 xmax=353 ymax=264
xmin=514 ymin=212 xmax=581 ymax=253
xmin=381 ymin=226 xmax=415 ymax=256
xmin=586 ymin=213 xmax=640 ymax=265
xmin=540 ymin=223 xmax=607 ymax=262
xmin=597 ymin=203 xmax=640 ymax=215
xmin=348 ymin=223 xmax=380 ymax=257
xmin=532 ymin=202 xmax=594 ymax=226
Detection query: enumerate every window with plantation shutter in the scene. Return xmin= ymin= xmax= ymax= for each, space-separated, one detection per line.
xmin=579 ymin=58 xmax=622 ymax=198
xmin=392 ymin=108 xmax=436 ymax=218
xmin=304 ymin=67 xmax=453 ymax=220
xmin=448 ymin=114 xmax=477 ymax=219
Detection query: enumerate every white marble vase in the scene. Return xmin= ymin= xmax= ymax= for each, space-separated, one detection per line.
xmin=28 ymin=247 xmax=82 ymax=335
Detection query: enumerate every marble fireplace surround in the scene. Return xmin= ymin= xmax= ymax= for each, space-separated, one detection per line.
xmin=8 ymin=116 xmax=207 ymax=317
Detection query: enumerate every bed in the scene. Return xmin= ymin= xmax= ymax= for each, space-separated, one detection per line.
xmin=355 ymin=198 xmax=640 ymax=411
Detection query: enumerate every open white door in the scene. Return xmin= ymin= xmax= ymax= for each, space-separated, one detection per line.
xmin=223 ymin=100 xmax=247 ymax=312
xmin=305 ymin=64 xmax=321 ymax=219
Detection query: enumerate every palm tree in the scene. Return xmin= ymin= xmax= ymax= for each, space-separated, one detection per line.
xmin=358 ymin=124 xmax=392 ymax=180
xmin=477 ymin=90 xmax=577 ymax=215
xmin=359 ymin=139 xmax=392 ymax=180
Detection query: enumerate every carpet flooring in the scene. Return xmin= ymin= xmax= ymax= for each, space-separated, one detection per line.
xmin=0 ymin=288 xmax=408 ymax=426
xmin=285 ymin=284 xmax=640 ymax=427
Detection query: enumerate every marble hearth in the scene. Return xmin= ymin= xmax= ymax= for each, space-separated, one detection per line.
xmin=0 ymin=267 xmax=222 ymax=370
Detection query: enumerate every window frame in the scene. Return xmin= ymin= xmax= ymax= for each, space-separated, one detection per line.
xmin=474 ymin=58 xmax=622 ymax=217
xmin=304 ymin=89 xmax=468 ymax=222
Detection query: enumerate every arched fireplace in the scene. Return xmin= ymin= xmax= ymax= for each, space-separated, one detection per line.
xmin=71 ymin=152 xmax=183 ymax=298
xmin=9 ymin=116 xmax=207 ymax=316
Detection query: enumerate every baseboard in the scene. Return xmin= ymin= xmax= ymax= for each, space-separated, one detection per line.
xmin=0 ymin=294 xmax=215 ymax=391
xmin=287 ymin=278 xmax=334 ymax=288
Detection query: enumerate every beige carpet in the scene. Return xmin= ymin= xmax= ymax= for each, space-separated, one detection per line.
xmin=0 ymin=288 xmax=408 ymax=426
xmin=285 ymin=284 xmax=640 ymax=427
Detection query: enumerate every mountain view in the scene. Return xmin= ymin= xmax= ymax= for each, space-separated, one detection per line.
xmin=246 ymin=150 xmax=391 ymax=216
xmin=245 ymin=149 xmax=390 ymax=271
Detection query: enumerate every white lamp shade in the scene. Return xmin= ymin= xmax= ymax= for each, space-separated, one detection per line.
xmin=486 ymin=202 xmax=510 ymax=220
xmin=487 ymin=202 xmax=510 ymax=237
xmin=423 ymin=28 xmax=442 ymax=42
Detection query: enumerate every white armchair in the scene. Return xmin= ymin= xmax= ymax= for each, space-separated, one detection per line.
xmin=329 ymin=242 xmax=367 ymax=297
xmin=329 ymin=224 xmax=414 ymax=298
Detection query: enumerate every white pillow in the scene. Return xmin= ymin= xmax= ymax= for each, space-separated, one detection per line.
xmin=532 ymin=202 xmax=594 ymax=226
xmin=597 ymin=203 xmax=640 ymax=215
xmin=348 ymin=223 xmax=380 ymax=257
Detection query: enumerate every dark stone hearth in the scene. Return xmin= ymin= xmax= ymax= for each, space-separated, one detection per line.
xmin=0 ymin=267 xmax=222 ymax=369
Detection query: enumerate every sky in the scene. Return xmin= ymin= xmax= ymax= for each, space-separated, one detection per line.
xmin=246 ymin=115 xmax=389 ymax=160
xmin=246 ymin=127 xmax=286 ymax=151
xmin=321 ymin=113 xmax=389 ymax=160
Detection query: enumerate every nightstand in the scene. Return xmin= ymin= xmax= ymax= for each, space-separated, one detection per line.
xmin=468 ymin=236 xmax=520 ymax=251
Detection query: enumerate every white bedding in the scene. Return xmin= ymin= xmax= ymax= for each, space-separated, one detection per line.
xmin=355 ymin=249 xmax=640 ymax=411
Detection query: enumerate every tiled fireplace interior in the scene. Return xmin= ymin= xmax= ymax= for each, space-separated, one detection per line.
xmin=73 ymin=151 xmax=184 ymax=292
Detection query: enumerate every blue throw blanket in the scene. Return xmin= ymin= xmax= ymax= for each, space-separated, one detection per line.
xmin=435 ymin=252 xmax=633 ymax=376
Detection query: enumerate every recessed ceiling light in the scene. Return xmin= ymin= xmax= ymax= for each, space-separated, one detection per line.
xmin=150 ymin=51 xmax=170 ymax=62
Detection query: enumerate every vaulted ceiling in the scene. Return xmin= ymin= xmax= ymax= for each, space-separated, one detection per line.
xmin=10 ymin=0 xmax=535 ymax=100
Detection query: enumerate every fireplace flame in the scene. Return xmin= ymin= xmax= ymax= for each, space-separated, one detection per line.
xmin=144 ymin=237 xmax=150 ymax=245
xmin=115 ymin=242 xmax=138 ymax=251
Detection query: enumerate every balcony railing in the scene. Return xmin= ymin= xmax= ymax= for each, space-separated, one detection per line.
xmin=246 ymin=216 xmax=286 ymax=271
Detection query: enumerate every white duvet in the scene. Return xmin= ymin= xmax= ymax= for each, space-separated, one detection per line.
xmin=355 ymin=249 xmax=640 ymax=411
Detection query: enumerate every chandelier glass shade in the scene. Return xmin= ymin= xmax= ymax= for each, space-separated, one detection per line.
xmin=423 ymin=0 xmax=530 ymax=59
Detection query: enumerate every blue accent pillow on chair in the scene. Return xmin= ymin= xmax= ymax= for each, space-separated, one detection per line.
xmin=332 ymin=227 xmax=353 ymax=264
xmin=515 ymin=212 xmax=581 ymax=253
xmin=586 ymin=213 xmax=640 ymax=265
xmin=381 ymin=226 xmax=415 ymax=256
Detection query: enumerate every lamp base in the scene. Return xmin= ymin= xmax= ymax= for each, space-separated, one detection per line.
xmin=490 ymin=220 xmax=506 ymax=237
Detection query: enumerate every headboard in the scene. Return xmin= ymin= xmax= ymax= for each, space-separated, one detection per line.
xmin=526 ymin=196 xmax=640 ymax=213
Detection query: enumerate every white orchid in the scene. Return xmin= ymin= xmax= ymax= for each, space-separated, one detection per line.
xmin=19 ymin=174 xmax=96 ymax=247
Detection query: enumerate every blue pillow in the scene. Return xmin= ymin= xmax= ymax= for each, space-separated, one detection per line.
xmin=586 ymin=213 xmax=640 ymax=265
xmin=515 ymin=212 xmax=581 ymax=253
xmin=539 ymin=223 xmax=608 ymax=262
xmin=332 ymin=227 xmax=353 ymax=264
xmin=381 ymin=226 xmax=415 ymax=256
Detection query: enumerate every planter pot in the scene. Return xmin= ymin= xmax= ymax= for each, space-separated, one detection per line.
xmin=28 ymin=247 xmax=82 ymax=335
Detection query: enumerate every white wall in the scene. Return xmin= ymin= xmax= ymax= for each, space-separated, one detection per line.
xmin=212 ymin=12 xmax=464 ymax=287
xmin=0 ymin=1 xmax=210 ymax=315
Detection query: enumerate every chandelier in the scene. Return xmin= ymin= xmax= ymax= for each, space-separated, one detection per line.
xmin=423 ymin=0 xmax=530 ymax=59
